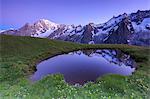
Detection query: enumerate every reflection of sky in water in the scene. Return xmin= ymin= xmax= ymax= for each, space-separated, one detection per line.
xmin=31 ymin=49 xmax=136 ymax=85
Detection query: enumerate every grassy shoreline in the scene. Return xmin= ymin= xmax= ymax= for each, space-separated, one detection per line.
xmin=0 ymin=35 xmax=150 ymax=98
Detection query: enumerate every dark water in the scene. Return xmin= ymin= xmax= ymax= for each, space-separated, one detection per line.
xmin=31 ymin=49 xmax=136 ymax=85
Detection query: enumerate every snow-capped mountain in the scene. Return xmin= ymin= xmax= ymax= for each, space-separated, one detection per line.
xmin=31 ymin=19 xmax=59 ymax=37
xmin=1 ymin=19 xmax=59 ymax=37
xmin=1 ymin=10 xmax=150 ymax=46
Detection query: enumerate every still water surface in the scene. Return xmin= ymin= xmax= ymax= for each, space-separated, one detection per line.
xmin=31 ymin=49 xmax=136 ymax=85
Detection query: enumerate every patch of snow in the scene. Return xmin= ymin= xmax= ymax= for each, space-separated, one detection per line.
xmin=88 ymin=41 xmax=95 ymax=44
xmin=91 ymin=30 xmax=95 ymax=38
xmin=127 ymin=40 xmax=130 ymax=43
xmin=65 ymin=25 xmax=74 ymax=33
xmin=95 ymin=28 xmax=109 ymax=36
xmin=32 ymin=29 xmax=55 ymax=38
xmin=38 ymin=19 xmax=58 ymax=28
xmin=114 ymin=25 xmax=118 ymax=31
xmin=76 ymin=30 xmax=84 ymax=35
xmin=95 ymin=23 xmax=104 ymax=27
xmin=132 ymin=18 xmax=150 ymax=32
xmin=103 ymin=34 xmax=110 ymax=42
xmin=104 ymin=15 xmax=124 ymax=28
xmin=0 ymin=30 xmax=6 ymax=33
xmin=76 ymin=26 xmax=82 ymax=32
xmin=127 ymin=25 xmax=131 ymax=30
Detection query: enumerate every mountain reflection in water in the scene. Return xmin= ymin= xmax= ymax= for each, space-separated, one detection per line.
xmin=31 ymin=49 xmax=137 ymax=85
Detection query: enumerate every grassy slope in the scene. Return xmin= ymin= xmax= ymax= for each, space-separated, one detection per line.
xmin=0 ymin=35 xmax=150 ymax=99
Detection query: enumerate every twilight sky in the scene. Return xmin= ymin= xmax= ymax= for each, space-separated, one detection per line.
xmin=0 ymin=0 xmax=150 ymax=29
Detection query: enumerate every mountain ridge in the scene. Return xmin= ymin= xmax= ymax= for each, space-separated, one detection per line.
xmin=1 ymin=10 xmax=150 ymax=46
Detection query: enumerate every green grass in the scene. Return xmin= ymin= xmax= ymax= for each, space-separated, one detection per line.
xmin=0 ymin=35 xmax=150 ymax=99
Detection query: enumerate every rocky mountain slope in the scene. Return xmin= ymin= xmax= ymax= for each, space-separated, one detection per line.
xmin=1 ymin=10 xmax=150 ymax=46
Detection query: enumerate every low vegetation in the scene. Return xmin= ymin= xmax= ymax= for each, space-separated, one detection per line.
xmin=0 ymin=35 xmax=150 ymax=98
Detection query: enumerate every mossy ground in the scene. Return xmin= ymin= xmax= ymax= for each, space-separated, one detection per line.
xmin=0 ymin=35 xmax=150 ymax=99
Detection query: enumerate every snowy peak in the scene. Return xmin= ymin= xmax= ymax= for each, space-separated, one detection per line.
xmin=34 ymin=19 xmax=58 ymax=30
xmin=29 ymin=19 xmax=59 ymax=37
xmin=32 ymin=19 xmax=59 ymax=33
